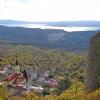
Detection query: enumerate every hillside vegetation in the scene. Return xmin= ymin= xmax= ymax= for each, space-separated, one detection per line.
xmin=0 ymin=82 xmax=100 ymax=100
xmin=0 ymin=25 xmax=97 ymax=51
xmin=0 ymin=45 xmax=85 ymax=70
xmin=0 ymin=40 xmax=99 ymax=100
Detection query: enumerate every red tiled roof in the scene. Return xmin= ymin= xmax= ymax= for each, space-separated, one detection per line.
xmin=4 ymin=73 xmax=22 ymax=82
xmin=13 ymin=76 xmax=24 ymax=85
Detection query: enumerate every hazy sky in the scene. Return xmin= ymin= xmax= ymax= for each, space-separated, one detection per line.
xmin=0 ymin=0 xmax=100 ymax=21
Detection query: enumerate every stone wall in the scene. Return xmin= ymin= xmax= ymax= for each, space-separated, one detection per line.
xmin=86 ymin=32 xmax=100 ymax=92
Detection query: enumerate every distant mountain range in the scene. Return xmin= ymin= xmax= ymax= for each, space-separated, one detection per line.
xmin=0 ymin=20 xmax=100 ymax=27
xmin=0 ymin=25 xmax=99 ymax=52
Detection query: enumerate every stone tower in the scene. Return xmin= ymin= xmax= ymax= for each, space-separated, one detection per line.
xmin=86 ymin=32 xmax=100 ymax=92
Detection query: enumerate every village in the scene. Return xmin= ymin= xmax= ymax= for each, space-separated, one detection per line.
xmin=0 ymin=59 xmax=58 ymax=96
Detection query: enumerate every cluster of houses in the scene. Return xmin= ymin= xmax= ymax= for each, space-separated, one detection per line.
xmin=0 ymin=60 xmax=58 ymax=95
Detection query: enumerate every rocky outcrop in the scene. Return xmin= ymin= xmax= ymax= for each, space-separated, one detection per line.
xmin=86 ymin=32 xmax=100 ymax=92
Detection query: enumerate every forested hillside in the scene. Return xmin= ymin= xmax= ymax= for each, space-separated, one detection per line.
xmin=0 ymin=45 xmax=85 ymax=70
xmin=0 ymin=44 xmax=100 ymax=100
xmin=0 ymin=25 xmax=98 ymax=51
xmin=0 ymin=44 xmax=86 ymax=99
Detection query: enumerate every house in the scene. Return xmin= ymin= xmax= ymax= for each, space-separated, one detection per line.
xmin=4 ymin=73 xmax=21 ymax=82
xmin=3 ymin=73 xmax=25 ymax=85
xmin=0 ymin=64 xmax=9 ymax=74
xmin=48 ymin=78 xmax=57 ymax=88
xmin=37 ymin=70 xmax=58 ymax=88
xmin=13 ymin=75 xmax=25 ymax=85
xmin=26 ymin=67 xmax=38 ymax=81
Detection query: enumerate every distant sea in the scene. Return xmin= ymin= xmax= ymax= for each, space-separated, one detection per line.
xmin=0 ymin=23 xmax=100 ymax=32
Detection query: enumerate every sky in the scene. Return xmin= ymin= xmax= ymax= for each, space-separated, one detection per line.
xmin=0 ymin=0 xmax=100 ymax=22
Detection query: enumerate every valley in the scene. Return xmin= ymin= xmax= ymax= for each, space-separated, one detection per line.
xmin=0 ymin=21 xmax=100 ymax=100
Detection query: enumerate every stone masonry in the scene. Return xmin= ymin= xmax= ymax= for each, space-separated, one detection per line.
xmin=86 ymin=32 xmax=100 ymax=92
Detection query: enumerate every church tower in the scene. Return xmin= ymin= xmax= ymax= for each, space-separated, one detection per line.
xmin=14 ymin=58 xmax=20 ymax=73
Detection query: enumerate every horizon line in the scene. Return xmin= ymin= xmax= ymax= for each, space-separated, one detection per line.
xmin=0 ymin=19 xmax=100 ymax=22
